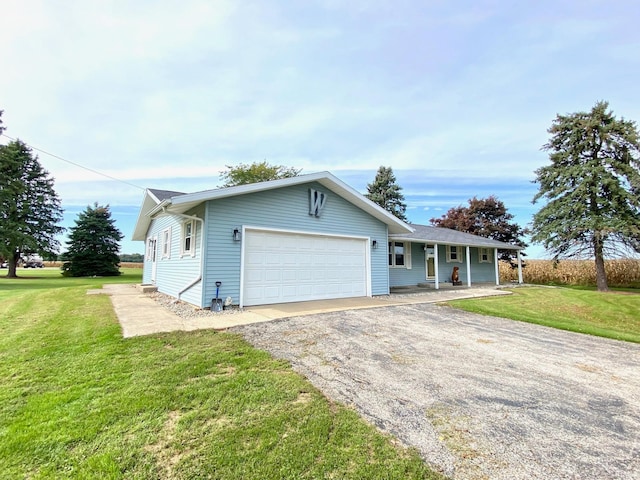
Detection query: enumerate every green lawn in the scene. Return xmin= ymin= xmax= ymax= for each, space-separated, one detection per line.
xmin=0 ymin=268 xmax=443 ymax=479
xmin=448 ymin=286 xmax=640 ymax=343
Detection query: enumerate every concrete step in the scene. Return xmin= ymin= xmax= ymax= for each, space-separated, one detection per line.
xmin=137 ymin=284 xmax=158 ymax=294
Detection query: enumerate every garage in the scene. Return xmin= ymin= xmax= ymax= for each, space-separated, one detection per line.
xmin=242 ymin=229 xmax=369 ymax=306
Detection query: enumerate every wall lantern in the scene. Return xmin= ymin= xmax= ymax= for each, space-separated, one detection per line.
xmin=233 ymin=228 xmax=241 ymax=241
xmin=372 ymin=239 xmax=378 ymax=249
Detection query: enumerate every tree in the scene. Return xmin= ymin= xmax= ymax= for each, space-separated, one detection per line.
xmin=219 ymin=161 xmax=301 ymax=187
xmin=119 ymin=253 xmax=144 ymax=263
xmin=0 ymin=140 xmax=64 ymax=278
xmin=430 ymin=196 xmax=528 ymax=263
xmin=531 ymin=101 xmax=640 ymax=291
xmin=62 ymin=203 xmax=124 ymax=277
xmin=366 ymin=166 xmax=408 ymax=221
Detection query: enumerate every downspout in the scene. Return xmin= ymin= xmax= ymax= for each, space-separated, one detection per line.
xmin=156 ymin=208 xmax=205 ymax=300
xmin=494 ymin=248 xmax=500 ymax=286
xmin=176 ymin=213 xmax=205 ymax=300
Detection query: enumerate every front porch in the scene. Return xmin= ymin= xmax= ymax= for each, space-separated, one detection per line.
xmin=388 ymin=224 xmax=524 ymax=291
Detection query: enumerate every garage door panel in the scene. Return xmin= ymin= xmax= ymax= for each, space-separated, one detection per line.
xmin=245 ymin=270 xmax=264 ymax=283
xmin=245 ymin=251 xmax=265 ymax=266
xmin=265 ymin=269 xmax=281 ymax=282
xmin=243 ymin=231 xmax=368 ymax=306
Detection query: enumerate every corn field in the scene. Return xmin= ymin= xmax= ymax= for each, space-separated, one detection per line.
xmin=499 ymin=259 xmax=640 ymax=288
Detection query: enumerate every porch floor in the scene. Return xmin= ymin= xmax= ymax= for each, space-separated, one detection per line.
xmin=390 ymin=282 xmax=513 ymax=294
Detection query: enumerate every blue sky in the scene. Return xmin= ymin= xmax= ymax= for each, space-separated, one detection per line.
xmin=1 ymin=0 xmax=638 ymax=258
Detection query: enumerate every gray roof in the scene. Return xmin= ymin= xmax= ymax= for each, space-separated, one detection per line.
xmin=390 ymin=224 xmax=522 ymax=250
xmin=148 ymin=188 xmax=185 ymax=202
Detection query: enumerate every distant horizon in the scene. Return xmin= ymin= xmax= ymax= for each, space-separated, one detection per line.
xmin=54 ymin=169 xmax=546 ymax=258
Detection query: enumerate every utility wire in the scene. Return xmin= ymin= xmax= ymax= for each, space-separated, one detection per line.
xmin=1 ymin=133 xmax=145 ymax=190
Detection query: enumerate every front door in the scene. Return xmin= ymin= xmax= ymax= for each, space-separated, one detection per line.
xmin=425 ymin=244 xmax=435 ymax=280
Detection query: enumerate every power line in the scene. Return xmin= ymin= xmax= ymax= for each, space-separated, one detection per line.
xmin=1 ymin=133 xmax=145 ymax=190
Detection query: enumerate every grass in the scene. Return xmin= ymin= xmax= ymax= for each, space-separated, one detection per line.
xmin=0 ymin=268 xmax=443 ymax=479
xmin=448 ymin=286 xmax=640 ymax=343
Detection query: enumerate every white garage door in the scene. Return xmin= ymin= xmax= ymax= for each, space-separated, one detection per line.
xmin=242 ymin=230 xmax=369 ymax=306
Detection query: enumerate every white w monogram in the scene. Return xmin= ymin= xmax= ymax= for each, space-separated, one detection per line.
xmin=308 ymin=188 xmax=327 ymax=217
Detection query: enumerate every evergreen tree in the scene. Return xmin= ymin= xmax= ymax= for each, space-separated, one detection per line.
xmin=366 ymin=166 xmax=408 ymax=221
xmin=0 ymin=139 xmax=64 ymax=278
xmin=430 ymin=196 xmax=528 ymax=264
xmin=532 ymin=101 xmax=640 ymax=291
xmin=62 ymin=203 xmax=124 ymax=277
xmin=220 ymin=161 xmax=301 ymax=187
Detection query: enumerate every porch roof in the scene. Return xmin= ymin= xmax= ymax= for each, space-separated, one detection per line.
xmin=389 ymin=224 xmax=523 ymax=250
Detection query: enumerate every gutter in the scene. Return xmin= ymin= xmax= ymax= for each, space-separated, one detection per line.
xmin=155 ymin=208 xmax=205 ymax=300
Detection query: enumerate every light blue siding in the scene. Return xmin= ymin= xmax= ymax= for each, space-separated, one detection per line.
xmin=465 ymin=247 xmax=496 ymax=282
xmin=141 ymin=207 xmax=204 ymax=306
xmin=389 ymin=243 xmax=498 ymax=286
xmin=201 ymin=182 xmax=389 ymax=307
xmin=389 ymin=242 xmax=427 ymax=286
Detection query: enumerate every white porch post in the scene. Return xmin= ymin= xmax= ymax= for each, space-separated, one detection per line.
xmin=465 ymin=245 xmax=471 ymax=287
xmin=517 ymin=250 xmax=523 ymax=284
xmin=434 ymin=243 xmax=440 ymax=290
xmin=494 ymin=248 xmax=500 ymax=286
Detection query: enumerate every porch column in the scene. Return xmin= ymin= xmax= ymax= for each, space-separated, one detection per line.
xmin=465 ymin=245 xmax=471 ymax=287
xmin=494 ymin=248 xmax=500 ymax=286
xmin=434 ymin=243 xmax=440 ymax=290
xmin=517 ymin=250 xmax=523 ymax=284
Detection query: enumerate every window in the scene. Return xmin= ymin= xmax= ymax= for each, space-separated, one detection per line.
xmin=146 ymin=237 xmax=157 ymax=262
xmin=388 ymin=241 xmax=412 ymax=268
xmin=181 ymin=221 xmax=195 ymax=256
xmin=146 ymin=238 xmax=154 ymax=261
xmin=162 ymin=227 xmax=171 ymax=259
xmin=479 ymin=248 xmax=492 ymax=263
xmin=446 ymin=245 xmax=463 ymax=263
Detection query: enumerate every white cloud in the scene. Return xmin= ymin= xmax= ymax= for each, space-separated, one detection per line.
xmin=2 ymin=0 xmax=638 ymax=259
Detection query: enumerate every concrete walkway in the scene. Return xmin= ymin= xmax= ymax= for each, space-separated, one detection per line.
xmin=89 ymin=283 xmax=513 ymax=338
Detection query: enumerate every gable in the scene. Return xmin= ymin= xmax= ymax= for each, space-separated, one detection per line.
xmin=133 ymin=172 xmax=413 ymax=240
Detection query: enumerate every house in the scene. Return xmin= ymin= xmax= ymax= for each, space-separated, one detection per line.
xmin=132 ymin=172 xmax=523 ymax=308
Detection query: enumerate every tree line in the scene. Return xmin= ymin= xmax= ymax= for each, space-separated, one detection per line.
xmin=2 ymin=102 xmax=639 ymax=289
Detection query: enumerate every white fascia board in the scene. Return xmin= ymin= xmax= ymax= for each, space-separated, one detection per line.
xmin=132 ymin=190 xmax=162 ymax=241
xmin=389 ymin=235 xmax=523 ymax=250
xmin=167 ymin=171 xmax=413 ymax=234
xmin=315 ymin=174 xmax=413 ymax=234
xmin=170 ymin=173 xmax=327 ymax=207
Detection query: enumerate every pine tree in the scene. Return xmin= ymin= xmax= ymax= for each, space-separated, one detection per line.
xmin=532 ymin=101 xmax=640 ymax=291
xmin=0 ymin=139 xmax=64 ymax=278
xmin=366 ymin=166 xmax=408 ymax=221
xmin=62 ymin=203 xmax=124 ymax=277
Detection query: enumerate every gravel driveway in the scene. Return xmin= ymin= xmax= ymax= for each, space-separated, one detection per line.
xmin=233 ymin=303 xmax=640 ymax=479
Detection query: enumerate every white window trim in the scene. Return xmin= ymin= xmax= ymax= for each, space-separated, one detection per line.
xmin=478 ymin=247 xmax=492 ymax=263
xmin=446 ymin=245 xmax=464 ymax=263
xmin=181 ymin=220 xmax=195 ymax=257
xmin=388 ymin=241 xmax=412 ymax=269
xmin=162 ymin=227 xmax=172 ymax=259
xmin=146 ymin=238 xmax=154 ymax=261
